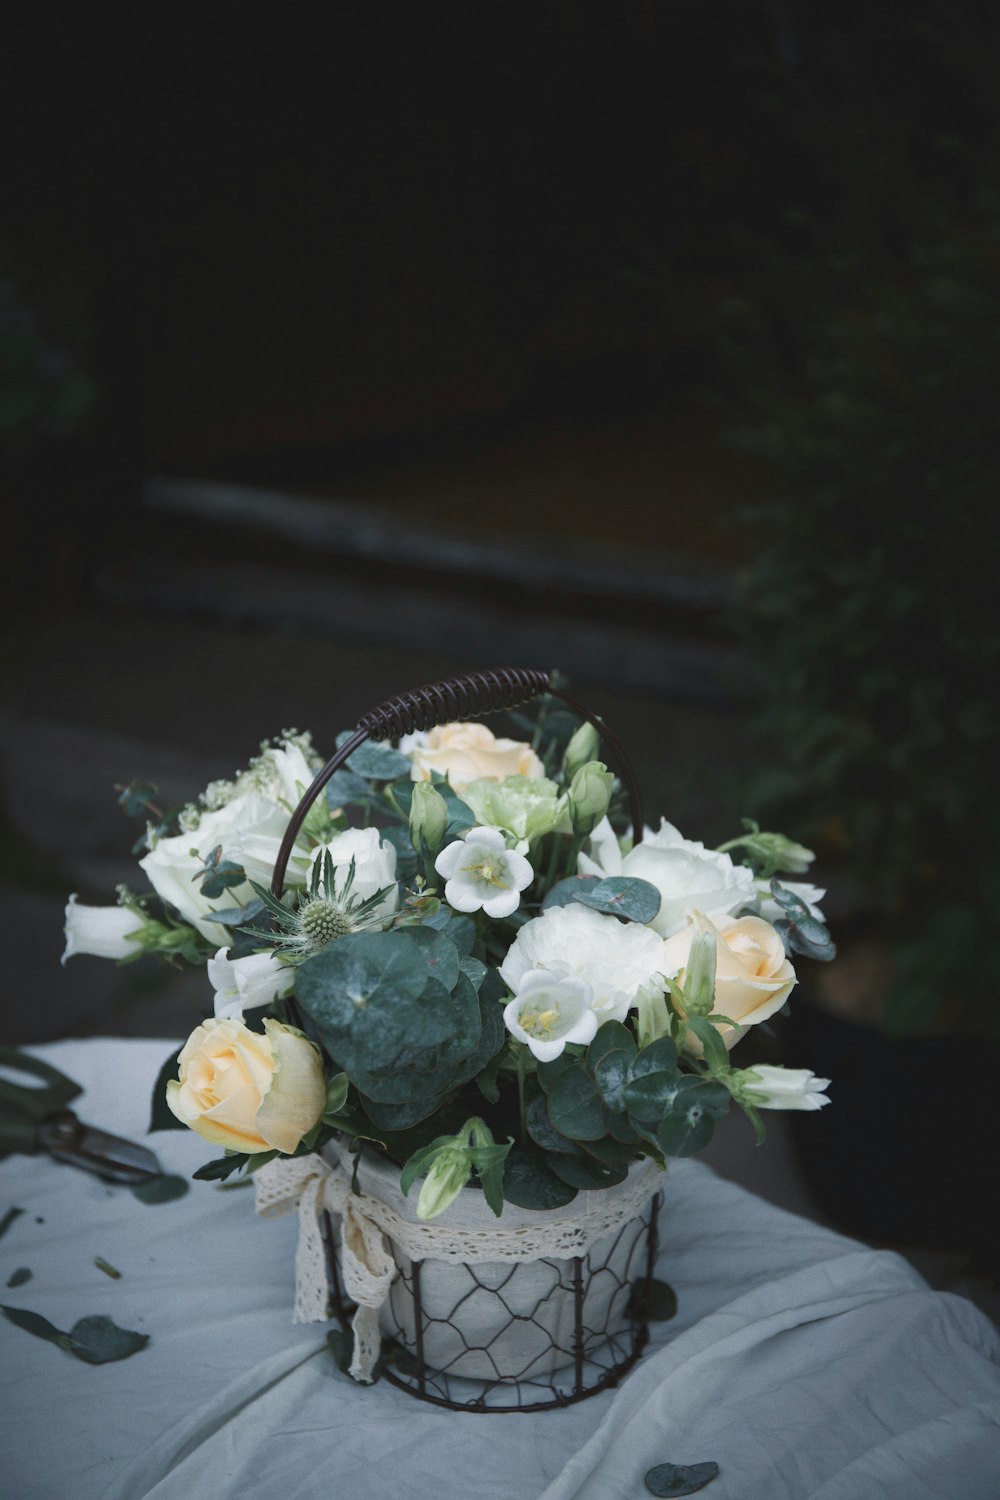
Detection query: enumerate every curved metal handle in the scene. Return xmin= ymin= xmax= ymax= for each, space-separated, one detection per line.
xmin=271 ymin=667 xmax=645 ymax=896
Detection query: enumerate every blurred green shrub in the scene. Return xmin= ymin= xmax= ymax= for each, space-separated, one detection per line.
xmin=715 ymin=194 xmax=999 ymax=1035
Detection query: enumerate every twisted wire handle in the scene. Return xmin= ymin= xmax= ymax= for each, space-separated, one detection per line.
xmin=271 ymin=667 xmax=645 ymax=896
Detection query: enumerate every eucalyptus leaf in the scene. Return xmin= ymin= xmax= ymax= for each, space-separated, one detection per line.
xmin=296 ymin=931 xmax=433 ymax=1069
xmin=67 ymin=1314 xmax=150 ymax=1365
xmin=501 ymin=1147 xmax=579 ymax=1210
xmin=200 ymin=899 xmax=265 ymax=928
xmin=325 ymin=769 xmax=373 ymax=807
xmin=6 ymin=1267 xmax=31 ymax=1287
xmin=586 ymin=1019 xmax=636 ymax=1075
xmin=593 ymin=1049 xmax=637 ymax=1114
xmin=548 ymin=1153 xmax=628 ymax=1191
xmin=542 ymin=1062 xmax=608 ymax=1142
xmin=336 ymin=733 xmax=412 ymax=781
xmin=525 ymin=1089 xmax=583 ymax=1155
xmin=405 ymin=926 xmax=461 ymax=993
xmin=657 ymin=1078 xmax=730 ymax=1157
xmin=644 ymin=1460 xmax=720 ymax=1496
xmin=346 ymin=980 xmax=498 ymax=1103
xmin=380 ymin=825 xmax=418 ymax=878
xmin=541 ymin=875 xmax=600 ymax=910
xmin=640 ymin=1277 xmax=678 ymax=1322
xmin=130 ymin=1174 xmax=189 ymax=1205
xmin=116 ymin=781 xmax=159 ymax=818
xmin=0 ymin=1205 xmax=25 ymax=1241
xmin=1 ymin=1305 xmax=149 ymax=1364
xmin=574 ymin=875 xmax=661 ymax=924
xmin=580 ymin=1133 xmax=640 ymax=1166
xmin=458 ymin=956 xmax=487 ymax=991
xmin=359 ymin=1092 xmax=448 ymax=1131
xmin=622 ymin=1038 xmax=681 ymax=1123
xmin=198 ymin=861 xmax=247 ymax=899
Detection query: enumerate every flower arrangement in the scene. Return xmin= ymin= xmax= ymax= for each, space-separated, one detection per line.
xmin=64 ymin=700 xmax=835 ymax=1222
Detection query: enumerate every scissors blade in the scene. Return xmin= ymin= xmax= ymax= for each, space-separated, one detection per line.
xmin=36 ymin=1112 xmax=163 ymax=1185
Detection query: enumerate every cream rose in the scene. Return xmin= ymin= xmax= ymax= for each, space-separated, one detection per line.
xmin=165 ymin=1017 xmax=325 ymax=1154
xmin=661 ymin=909 xmax=797 ymax=1051
xmin=400 ymin=722 xmax=544 ymax=793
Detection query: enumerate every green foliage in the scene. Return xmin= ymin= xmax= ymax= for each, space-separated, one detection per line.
xmin=715 ymin=145 xmax=999 ymax=1032
xmin=130 ymin=1174 xmax=189 ymax=1205
xmin=644 ymin=1461 xmax=720 ymax=1496
xmin=1 ymin=1306 xmax=149 ymax=1365
xmin=574 ymin=876 xmax=661 ymax=925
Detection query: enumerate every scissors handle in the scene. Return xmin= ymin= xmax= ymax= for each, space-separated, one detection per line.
xmin=0 ymin=1046 xmax=82 ymax=1121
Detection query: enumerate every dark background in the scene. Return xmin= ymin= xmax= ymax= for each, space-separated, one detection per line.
xmin=2 ymin=6 xmax=997 ymax=1296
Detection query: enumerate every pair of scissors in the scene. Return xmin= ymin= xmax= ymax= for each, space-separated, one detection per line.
xmin=0 ymin=1047 xmax=163 ymax=1186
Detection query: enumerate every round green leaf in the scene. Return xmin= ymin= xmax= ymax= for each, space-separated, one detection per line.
xmin=548 ymin=1153 xmax=627 ymax=1191
xmin=541 ymin=875 xmax=600 ymax=911
xmin=574 ymin=876 xmax=661 ymax=924
xmin=543 ymin=1064 xmax=608 ymax=1141
xmin=526 ymin=1089 xmax=583 ymax=1155
xmin=502 ymin=1147 xmax=579 ymax=1209
xmin=405 ymin=926 xmax=462 ymax=993
xmin=645 ymin=1461 xmax=720 ymax=1496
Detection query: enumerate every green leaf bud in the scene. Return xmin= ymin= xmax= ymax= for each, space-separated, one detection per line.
xmin=416 ymin=1147 xmax=471 ymax=1221
xmin=563 ymin=721 xmax=600 ymax=781
xmin=567 ymin=761 xmax=614 ymax=835
xmin=408 ymin=780 xmax=449 ymax=855
xmin=681 ymin=931 xmax=718 ymax=1017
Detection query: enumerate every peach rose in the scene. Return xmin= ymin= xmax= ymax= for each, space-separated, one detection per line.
xmin=402 ymin=721 xmax=544 ymax=793
xmin=166 ymin=1017 xmax=325 ymax=1154
xmin=661 ymin=910 xmax=797 ymax=1052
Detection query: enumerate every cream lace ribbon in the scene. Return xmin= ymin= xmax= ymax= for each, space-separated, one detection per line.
xmin=255 ymin=1149 xmax=664 ymax=1383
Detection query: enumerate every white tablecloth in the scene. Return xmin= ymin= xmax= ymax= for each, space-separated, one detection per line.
xmin=2 ymin=1039 xmax=998 ymax=1500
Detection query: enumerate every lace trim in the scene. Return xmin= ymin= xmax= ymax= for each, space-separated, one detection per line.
xmin=256 ymin=1147 xmax=664 ymax=1382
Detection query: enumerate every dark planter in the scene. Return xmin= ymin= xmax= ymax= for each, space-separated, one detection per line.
xmin=784 ymin=1001 xmax=999 ymax=1277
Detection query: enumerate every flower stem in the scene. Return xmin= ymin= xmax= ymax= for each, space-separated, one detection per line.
xmin=515 ymin=1047 xmax=529 ymax=1144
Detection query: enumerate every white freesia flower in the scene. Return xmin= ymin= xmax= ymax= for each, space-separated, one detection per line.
xmin=500 ymin=903 xmax=665 ymax=1024
xmin=139 ymin=792 xmax=298 ymax=943
xmin=307 ymin=827 xmax=399 ymax=927
xmin=754 ymin=879 xmax=827 ymax=925
xmin=503 ymin=969 xmax=599 ymax=1061
xmin=62 ymin=896 xmax=145 ymax=963
xmin=208 ymin=947 xmax=295 ymax=1021
xmin=740 ymin=1065 xmax=831 ymax=1111
xmin=578 ymin=816 xmax=756 ymax=937
xmin=435 ymin=826 xmax=533 ymax=919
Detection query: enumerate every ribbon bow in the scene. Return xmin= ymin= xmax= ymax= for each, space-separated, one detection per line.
xmin=255 ymin=1152 xmax=396 ymax=1382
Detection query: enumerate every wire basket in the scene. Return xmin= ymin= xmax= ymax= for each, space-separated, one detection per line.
xmin=273 ymin=668 xmax=660 ymax=1412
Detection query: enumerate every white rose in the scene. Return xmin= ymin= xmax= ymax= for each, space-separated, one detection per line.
xmin=139 ymin=792 xmax=297 ymax=943
xmin=308 ymin=826 xmax=398 ymax=925
xmin=661 ymin=909 xmax=797 ymax=1052
xmin=401 ymin=722 xmax=545 ymax=793
xmin=579 ymin=817 xmax=756 ymax=937
xmin=208 ymin=947 xmax=295 ymax=1021
xmin=62 ymin=896 xmax=145 ymax=963
xmin=500 ymin=903 xmax=666 ymax=1024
